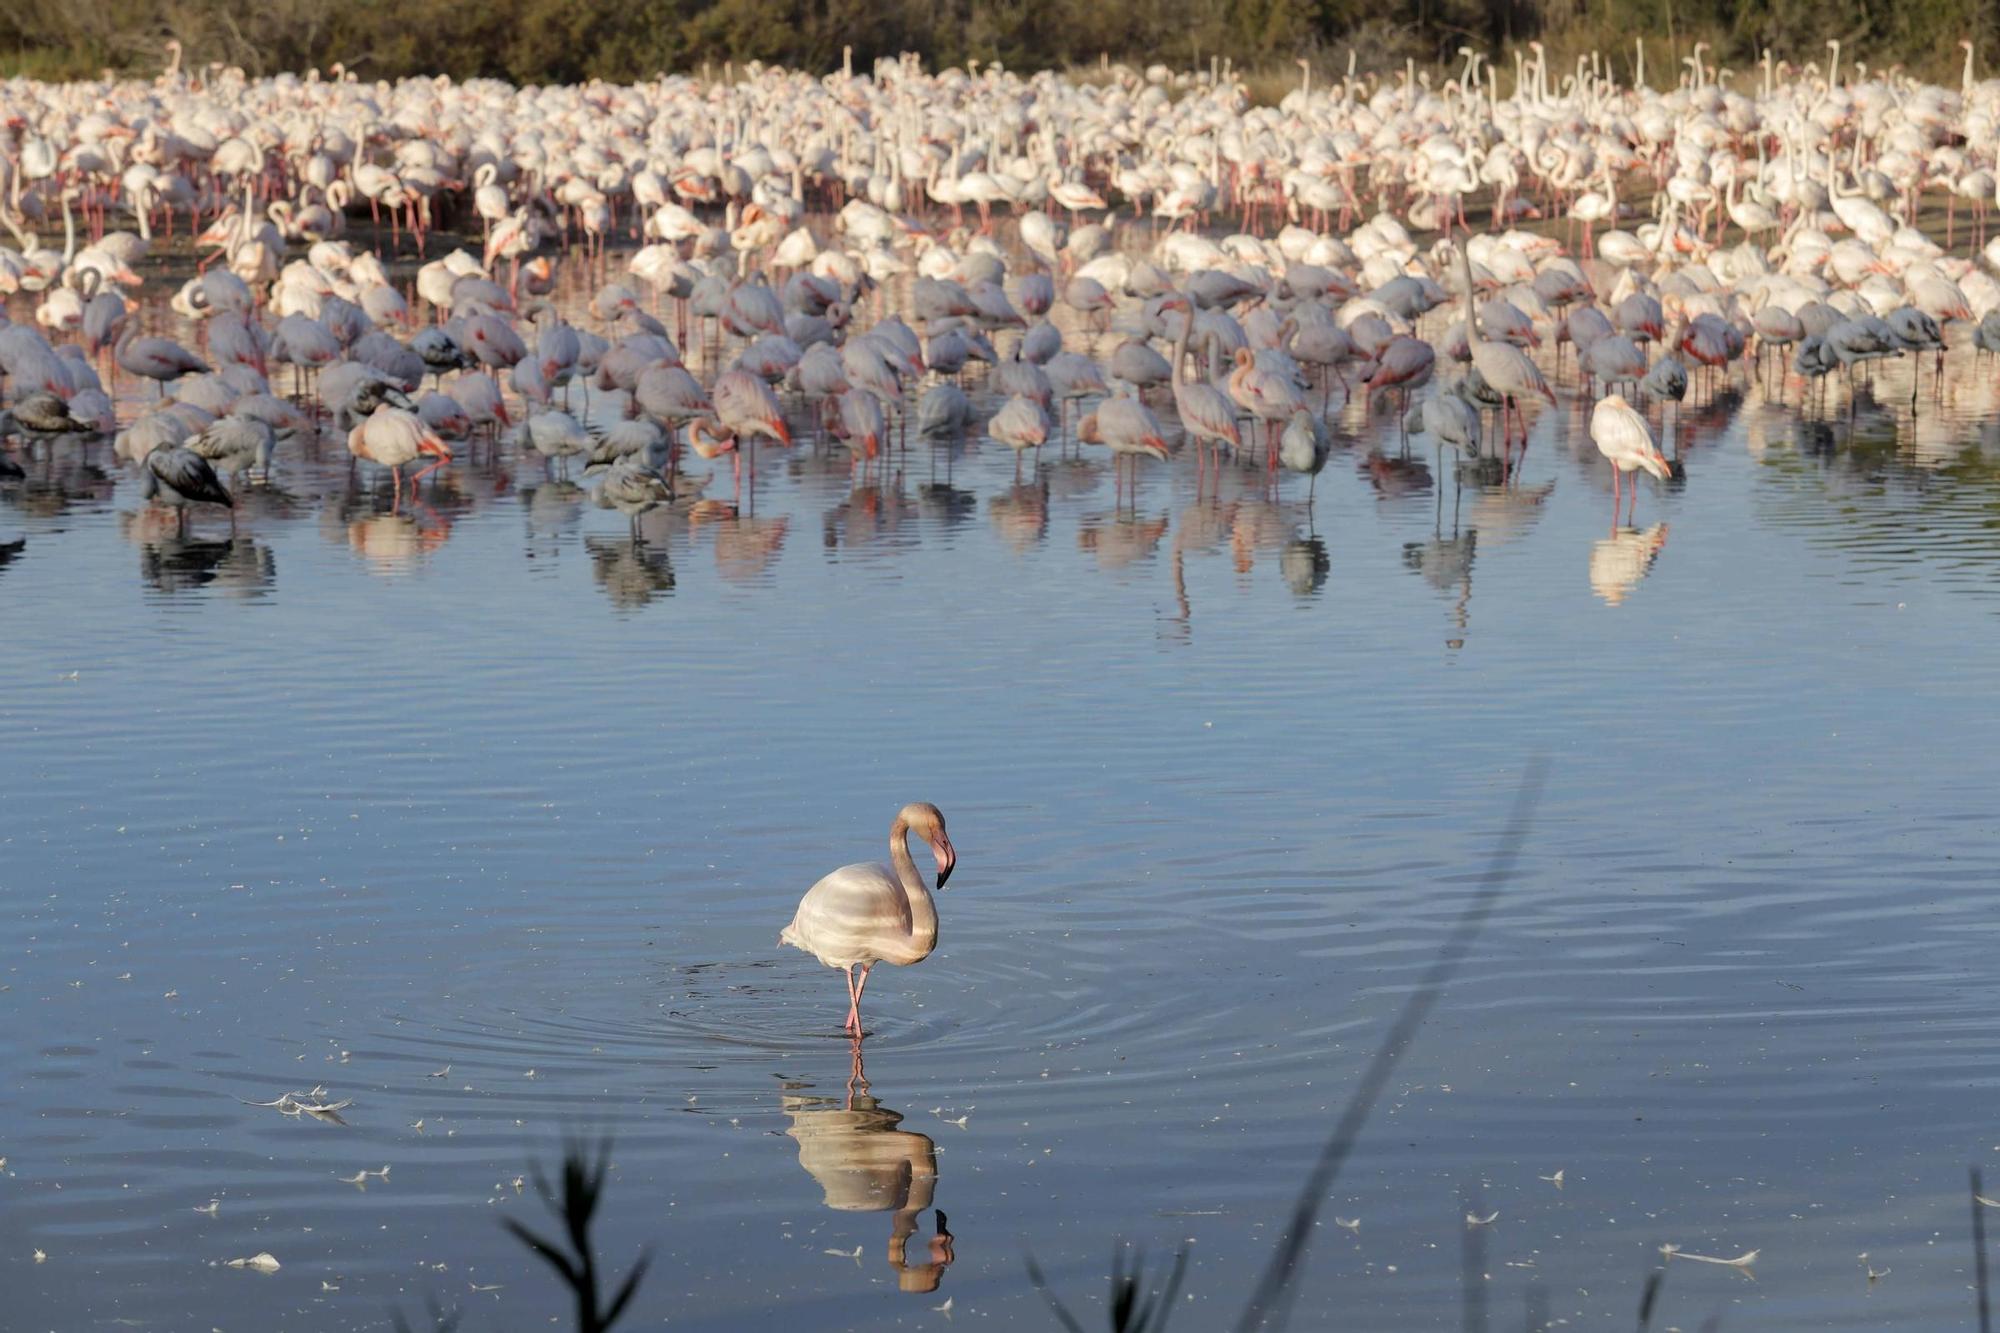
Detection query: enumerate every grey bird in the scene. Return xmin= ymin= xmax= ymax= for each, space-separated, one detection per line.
xmin=141 ymin=444 xmax=234 ymax=533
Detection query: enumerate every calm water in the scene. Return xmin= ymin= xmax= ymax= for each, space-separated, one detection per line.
xmin=7 ymin=255 xmax=2000 ymax=1333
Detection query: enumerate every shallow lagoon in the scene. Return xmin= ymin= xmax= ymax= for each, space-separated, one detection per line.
xmin=7 ymin=257 xmax=2000 ymax=1330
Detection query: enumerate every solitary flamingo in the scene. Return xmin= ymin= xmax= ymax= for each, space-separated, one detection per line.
xmin=781 ymin=803 xmax=956 ymax=1036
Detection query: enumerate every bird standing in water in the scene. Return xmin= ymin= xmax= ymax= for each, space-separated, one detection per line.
xmin=1590 ymin=392 xmax=1670 ymax=521
xmin=782 ymin=804 xmax=956 ymax=1036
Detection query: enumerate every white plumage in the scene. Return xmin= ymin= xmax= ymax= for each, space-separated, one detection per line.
xmin=781 ymin=803 xmax=956 ymax=1035
xmin=1590 ymin=392 xmax=1670 ymax=516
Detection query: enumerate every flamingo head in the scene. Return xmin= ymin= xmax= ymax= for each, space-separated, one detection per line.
xmin=688 ymin=418 xmax=735 ymax=457
xmin=902 ymin=802 xmax=955 ymax=889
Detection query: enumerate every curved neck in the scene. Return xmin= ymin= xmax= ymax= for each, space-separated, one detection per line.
xmin=888 ymin=817 xmax=938 ymax=941
xmin=1458 ymin=245 xmax=1480 ymax=342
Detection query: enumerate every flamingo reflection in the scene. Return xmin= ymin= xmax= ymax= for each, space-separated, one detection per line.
xmin=1589 ymin=523 xmax=1670 ymax=607
xmin=782 ymin=1042 xmax=956 ymax=1294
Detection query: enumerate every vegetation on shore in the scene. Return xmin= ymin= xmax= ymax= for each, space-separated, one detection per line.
xmin=0 ymin=0 xmax=1991 ymax=93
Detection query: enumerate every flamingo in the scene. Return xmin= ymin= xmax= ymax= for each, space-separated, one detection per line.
xmin=1571 ymin=167 xmax=1616 ymax=259
xmin=987 ymin=394 xmax=1050 ymax=478
xmin=714 ymin=366 xmax=792 ymax=486
xmin=186 ymin=414 xmax=276 ymax=483
xmin=1227 ymin=347 xmax=1307 ymax=469
xmin=1164 ymin=298 xmax=1241 ymax=479
xmin=1078 ymin=393 xmax=1169 ymax=502
xmin=1455 ymin=244 xmax=1553 ymax=449
xmin=141 ymin=443 xmax=233 ymax=533
xmin=1590 ymin=392 xmax=1670 ymax=521
xmin=780 ymin=803 xmax=956 ymax=1036
xmin=116 ymin=328 xmax=209 ymax=394
xmin=1278 ymin=410 xmax=1330 ymax=500
xmin=595 ymin=456 xmax=674 ymax=538
xmin=830 ymin=388 xmax=888 ymax=466
xmin=347 ymin=407 xmax=452 ymax=497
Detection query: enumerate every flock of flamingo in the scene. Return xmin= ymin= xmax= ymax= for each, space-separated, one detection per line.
xmin=0 ymin=39 xmax=1988 ymax=562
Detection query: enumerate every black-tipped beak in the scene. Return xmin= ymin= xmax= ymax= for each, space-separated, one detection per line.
xmin=933 ymin=839 xmax=955 ymax=890
xmin=935 ymin=859 xmax=953 ymax=890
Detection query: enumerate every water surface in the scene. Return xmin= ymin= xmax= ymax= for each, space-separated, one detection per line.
xmin=5 ymin=256 xmax=2000 ymax=1331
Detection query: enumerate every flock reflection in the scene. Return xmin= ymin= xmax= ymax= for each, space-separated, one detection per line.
xmin=13 ymin=342 xmax=2000 ymax=623
xmin=781 ymin=1045 xmax=955 ymax=1296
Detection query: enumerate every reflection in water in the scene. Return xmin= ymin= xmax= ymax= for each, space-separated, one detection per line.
xmin=693 ymin=504 xmax=789 ymax=583
xmin=138 ymin=534 xmax=275 ymax=598
xmin=585 ymin=534 xmax=675 ymax=610
xmin=3 ymin=461 xmax=116 ymax=517
xmin=1281 ymin=534 xmax=1330 ymax=597
xmin=0 ymin=535 xmax=24 ymax=576
xmin=1589 ymin=523 xmax=1669 ymax=606
xmin=1466 ymin=478 xmax=1555 ymax=548
xmin=781 ymin=1045 xmax=954 ymax=1294
xmin=120 ymin=511 xmax=277 ymax=598
xmin=824 ymin=484 xmax=919 ymax=554
xmin=521 ymin=479 xmax=588 ymax=551
xmin=1360 ymin=450 xmax=1432 ymax=504
xmin=915 ymin=481 xmax=977 ymax=528
xmin=1228 ymin=496 xmax=1294 ymax=575
xmin=344 ymin=511 xmax=452 ymax=570
xmin=1403 ymin=526 xmax=1477 ymax=639
xmin=1079 ymin=511 xmax=1169 ymax=569
xmin=988 ymin=477 xmax=1049 ymax=552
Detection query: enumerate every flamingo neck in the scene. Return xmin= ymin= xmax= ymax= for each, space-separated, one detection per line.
xmin=887 ymin=817 xmax=939 ymax=944
xmin=1459 ymin=246 xmax=1481 ymax=343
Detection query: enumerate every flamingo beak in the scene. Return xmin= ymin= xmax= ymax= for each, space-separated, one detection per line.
xmin=932 ymin=837 xmax=956 ymax=890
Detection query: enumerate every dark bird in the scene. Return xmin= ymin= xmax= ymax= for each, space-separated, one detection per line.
xmin=411 ymin=327 xmax=469 ymax=384
xmin=13 ymin=391 xmax=97 ymax=437
xmin=141 ymin=444 xmax=234 ymax=533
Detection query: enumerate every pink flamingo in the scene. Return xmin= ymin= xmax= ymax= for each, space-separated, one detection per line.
xmin=987 ymin=394 xmax=1051 ymax=478
xmin=1078 ymin=393 xmax=1169 ymax=504
xmin=347 ymin=407 xmax=452 ymax=504
xmin=1226 ymin=348 xmax=1305 ymax=469
xmin=115 ymin=328 xmax=209 ymax=394
xmin=1163 ymin=297 xmax=1240 ymax=483
xmin=1590 ymin=392 xmax=1670 ymax=522
xmin=780 ymin=803 xmax=956 ymax=1036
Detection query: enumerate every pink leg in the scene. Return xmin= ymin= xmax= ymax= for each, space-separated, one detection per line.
xmin=842 ymin=965 xmax=860 ymax=1032
xmin=851 ymin=963 xmax=875 ymax=1033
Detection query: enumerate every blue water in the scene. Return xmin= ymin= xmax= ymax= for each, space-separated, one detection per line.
xmin=5 ymin=271 xmax=2000 ymax=1331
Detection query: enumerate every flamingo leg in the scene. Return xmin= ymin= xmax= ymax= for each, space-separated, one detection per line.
xmin=851 ymin=962 xmax=875 ymax=1033
xmin=842 ymin=965 xmax=860 ymax=1032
